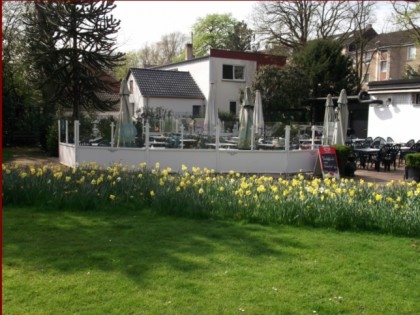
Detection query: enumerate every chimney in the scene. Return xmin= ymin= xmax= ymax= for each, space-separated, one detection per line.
xmin=185 ymin=43 xmax=193 ymax=60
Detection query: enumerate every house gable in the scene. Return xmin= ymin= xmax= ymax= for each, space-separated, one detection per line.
xmin=128 ymin=68 xmax=205 ymax=99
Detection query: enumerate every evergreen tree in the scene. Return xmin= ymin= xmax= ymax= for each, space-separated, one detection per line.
xmin=253 ymin=65 xmax=310 ymax=122
xmin=25 ymin=1 xmax=124 ymax=119
xmin=293 ymin=39 xmax=357 ymax=98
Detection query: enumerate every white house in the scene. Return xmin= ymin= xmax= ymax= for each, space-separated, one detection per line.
xmin=127 ymin=48 xmax=286 ymax=120
xmin=367 ymin=79 xmax=420 ymax=143
xmin=127 ymin=67 xmax=206 ymax=119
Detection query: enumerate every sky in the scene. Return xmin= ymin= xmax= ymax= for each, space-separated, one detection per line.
xmin=113 ymin=1 xmax=395 ymax=52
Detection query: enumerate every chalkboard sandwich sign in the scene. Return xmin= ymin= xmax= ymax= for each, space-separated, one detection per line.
xmin=315 ymin=146 xmax=340 ymax=179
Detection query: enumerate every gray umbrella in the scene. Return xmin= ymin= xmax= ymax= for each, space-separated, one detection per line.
xmin=253 ymin=90 xmax=264 ymax=136
xmin=337 ymin=89 xmax=349 ymax=141
xmin=204 ymin=82 xmax=217 ymax=136
xmin=332 ymin=108 xmax=345 ymax=145
xmin=115 ymin=79 xmax=137 ymax=147
xmin=322 ymin=94 xmax=335 ymax=145
xmin=238 ymin=87 xmax=254 ymax=150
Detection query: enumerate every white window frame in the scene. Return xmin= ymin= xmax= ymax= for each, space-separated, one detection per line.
xmin=363 ymin=52 xmax=372 ymax=63
xmin=222 ymin=64 xmax=245 ymax=81
xmin=407 ymin=46 xmax=416 ymax=60
xmin=380 ymin=60 xmax=387 ymax=73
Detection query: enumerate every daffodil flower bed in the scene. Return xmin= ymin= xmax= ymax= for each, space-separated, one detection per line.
xmin=3 ymin=162 xmax=420 ymax=236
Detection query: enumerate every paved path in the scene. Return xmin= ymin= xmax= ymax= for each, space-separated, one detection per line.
xmin=353 ymin=165 xmax=406 ymax=184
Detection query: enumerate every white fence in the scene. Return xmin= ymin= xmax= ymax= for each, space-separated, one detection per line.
xmin=58 ymin=121 xmax=318 ymax=174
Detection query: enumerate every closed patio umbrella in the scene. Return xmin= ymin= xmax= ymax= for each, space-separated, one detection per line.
xmin=238 ymin=87 xmax=254 ymax=150
xmin=253 ymin=90 xmax=264 ymax=137
xmin=204 ymin=82 xmax=217 ymax=136
xmin=115 ymin=79 xmax=137 ymax=147
xmin=337 ymin=89 xmax=349 ymax=141
xmin=322 ymin=94 xmax=335 ymax=145
xmin=332 ymin=107 xmax=345 ymax=145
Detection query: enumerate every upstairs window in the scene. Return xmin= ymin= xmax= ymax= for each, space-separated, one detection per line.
xmin=363 ymin=52 xmax=372 ymax=63
xmin=380 ymin=60 xmax=387 ymax=72
xmin=222 ymin=65 xmax=244 ymax=81
xmin=408 ymin=46 xmax=416 ymax=60
xmin=129 ymin=80 xmax=133 ymax=93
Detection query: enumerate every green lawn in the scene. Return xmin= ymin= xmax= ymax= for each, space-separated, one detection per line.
xmin=2 ymin=147 xmax=14 ymax=163
xmin=3 ymin=207 xmax=419 ymax=315
xmin=2 ymin=146 xmax=49 ymax=164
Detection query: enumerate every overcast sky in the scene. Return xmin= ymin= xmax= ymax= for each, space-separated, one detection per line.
xmin=113 ymin=1 xmax=395 ymax=52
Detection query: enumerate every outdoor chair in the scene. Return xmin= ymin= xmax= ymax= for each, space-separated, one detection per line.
xmin=386 ymin=137 xmax=394 ymax=143
xmin=387 ymin=144 xmax=401 ymax=171
xmin=373 ymin=144 xmax=392 ymax=171
xmin=370 ymin=137 xmax=385 ymax=149
xmin=361 ymin=139 xmax=372 ymax=148
xmin=405 ymin=139 xmax=415 ymax=147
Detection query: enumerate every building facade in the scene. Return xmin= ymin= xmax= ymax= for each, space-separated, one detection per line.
xmin=126 ymin=48 xmax=286 ymax=120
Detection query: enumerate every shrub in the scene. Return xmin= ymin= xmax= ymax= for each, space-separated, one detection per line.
xmin=332 ymin=145 xmax=352 ymax=176
xmin=406 ymin=153 xmax=420 ymax=169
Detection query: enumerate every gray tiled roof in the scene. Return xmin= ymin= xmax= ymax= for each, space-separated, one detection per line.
xmin=365 ymin=29 xmax=417 ymax=50
xmin=129 ymin=68 xmax=205 ymax=99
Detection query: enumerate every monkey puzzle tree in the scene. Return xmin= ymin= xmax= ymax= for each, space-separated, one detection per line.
xmin=25 ymin=1 xmax=124 ymax=120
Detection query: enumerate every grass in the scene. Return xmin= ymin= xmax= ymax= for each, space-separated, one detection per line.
xmin=3 ymin=206 xmax=419 ymax=315
xmin=2 ymin=146 xmax=49 ymax=164
xmin=2 ymin=147 xmax=15 ymax=163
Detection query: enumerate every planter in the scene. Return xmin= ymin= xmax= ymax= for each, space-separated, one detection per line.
xmin=332 ymin=145 xmax=355 ymax=177
xmin=405 ymin=167 xmax=420 ymax=182
xmin=405 ymin=153 xmax=420 ymax=182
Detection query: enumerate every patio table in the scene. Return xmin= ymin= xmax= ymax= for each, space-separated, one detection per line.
xmin=353 ymin=147 xmax=380 ymax=169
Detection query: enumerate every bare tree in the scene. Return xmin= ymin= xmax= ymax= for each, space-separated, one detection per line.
xmin=391 ymin=1 xmax=420 ymax=42
xmin=157 ymin=32 xmax=188 ymax=64
xmin=252 ymin=1 xmax=354 ymax=53
xmin=346 ymin=1 xmax=377 ymax=89
xmin=137 ymin=32 xmax=187 ymax=67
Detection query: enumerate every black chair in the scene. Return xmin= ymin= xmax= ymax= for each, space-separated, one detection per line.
xmin=386 ymin=137 xmax=394 ymax=143
xmin=370 ymin=139 xmax=385 ymax=149
xmin=373 ymin=144 xmax=391 ymax=171
xmin=405 ymin=139 xmax=415 ymax=147
xmin=387 ymin=144 xmax=401 ymax=171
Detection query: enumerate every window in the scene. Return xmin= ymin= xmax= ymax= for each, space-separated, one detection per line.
xmin=408 ymin=46 xmax=416 ymax=60
xmin=192 ymin=105 xmax=201 ymax=118
xmin=363 ymin=73 xmax=370 ymax=83
xmin=380 ymin=60 xmax=387 ymax=72
xmin=222 ymin=65 xmax=244 ymax=80
xmin=229 ymin=101 xmax=236 ymax=115
xmin=363 ymin=52 xmax=372 ymax=63
xmin=129 ymin=80 xmax=133 ymax=93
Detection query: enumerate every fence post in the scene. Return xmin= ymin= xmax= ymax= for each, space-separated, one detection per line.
xmin=311 ymin=125 xmax=316 ymax=150
xmin=74 ymin=120 xmax=80 ymax=146
xmin=58 ymin=120 xmax=61 ymax=143
xmin=110 ymin=122 xmax=115 ymax=147
xmin=285 ymin=125 xmax=291 ymax=151
xmin=145 ymin=122 xmax=150 ymax=148
xmin=65 ymin=120 xmax=69 ymax=144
